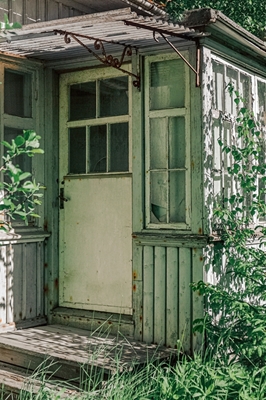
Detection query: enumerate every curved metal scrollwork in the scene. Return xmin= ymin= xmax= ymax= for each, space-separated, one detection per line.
xmin=54 ymin=30 xmax=140 ymax=88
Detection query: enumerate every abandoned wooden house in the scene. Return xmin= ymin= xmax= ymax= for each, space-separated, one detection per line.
xmin=0 ymin=0 xmax=265 ymax=392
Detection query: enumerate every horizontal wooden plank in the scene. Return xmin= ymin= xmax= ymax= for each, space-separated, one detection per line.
xmin=0 ymin=325 xmax=174 ymax=381
xmin=133 ymin=233 xmax=208 ymax=248
xmin=51 ymin=307 xmax=134 ymax=336
xmin=0 ymin=366 xmax=85 ymax=398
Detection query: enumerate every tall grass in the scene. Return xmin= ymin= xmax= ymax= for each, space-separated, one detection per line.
xmin=2 ymin=347 xmax=266 ymax=400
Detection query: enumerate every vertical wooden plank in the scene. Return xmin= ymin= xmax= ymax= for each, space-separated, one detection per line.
xmin=213 ymin=120 xmax=222 ymax=200
xmin=36 ymin=0 xmax=45 ymax=22
xmin=47 ymin=0 xmax=59 ymax=20
xmin=13 ymin=244 xmax=23 ymax=322
xmin=6 ymin=244 xmax=14 ymax=323
xmin=179 ymin=248 xmax=191 ymax=353
xmin=154 ymin=246 xmax=166 ymax=345
xmin=189 ymin=45 xmax=203 ymax=234
xmin=26 ymin=0 xmax=37 ymax=24
xmin=0 ymin=245 xmax=7 ymax=324
xmin=12 ymin=0 xmax=23 ymax=24
xmin=22 ymin=243 xmax=27 ymax=320
xmin=143 ymin=246 xmax=154 ymax=343
xmin=202 ymin=48 xmax=214 ymax=236
xmin=0 ymin=1 xmax=9 ymax=23
xmin=132 ymin=243 xmax=143 ymax=341
xmin=192 ymin=248 xmax=204 ymax=351
xmin=132 ymin=53 xmax=144 ymax=233
xmin=166 ymin=247 xmax=178 ymax=348
xmin=8 ymin=0 xmax=14 ymax=23
xmin=44 ymin=68 xmax=60 ymax=321
xmin=25 ymin=243 xmax=37 ymax=319
xmin=36 ymin=242 xmax=43 ymax=317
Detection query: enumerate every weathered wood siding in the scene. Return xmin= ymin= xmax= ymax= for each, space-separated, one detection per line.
xmin=133 ymin=241 xmax=204 ymax=351
xmin=0 ymin=239 xmax=45 ymax=329
xmin=0 ymin=0 xmax=84 ymax=25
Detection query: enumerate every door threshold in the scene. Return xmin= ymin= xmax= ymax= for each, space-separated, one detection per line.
xmin=51 ymin=307 xmax=134 ymax=337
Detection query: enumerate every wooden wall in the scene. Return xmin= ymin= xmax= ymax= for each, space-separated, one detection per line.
xmin=133 ymin=241 xmax=204 ymax=351
xmin=0 ymin=0 xmax=84 ymax=25
xmin=0 ymin=239 xmax=46 ymax=330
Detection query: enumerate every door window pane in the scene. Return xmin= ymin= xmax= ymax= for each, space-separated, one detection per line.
xmin=169 ymin=171 xmax=186 ymax=223
xmin=70 ymin=82 xmax=96 ymax=121
xmin=150 ymin=171 xmax=167 ymax=223
xmin=89 ymin=125 xmax=107 ymax=173
xmin=4 ymin=70 xmax=32 ymax=117
xmin=150 ymin=118 xmax=167 ymax=169
xmin=69 ymin=127 xmax=86 ymax=174
xmin=100 ymin=76 xmax=128 ymax=117
xmin=150 ymin=59 xmax=185 ymax=110
xmin=169 ymin=117 xmax=186 ymax=169
xmin=110 ymin=123 xmax=129 ymax=172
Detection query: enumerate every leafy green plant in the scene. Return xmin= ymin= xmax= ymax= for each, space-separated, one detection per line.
xmin=0 ymin=13 xmax=22 ymax=30
xmin=192 ymin=86 xmax=266 ymax=366
xmin=154 ymin=0 xmax=266 ymax=39
xmin=0 ymin=130 xmax=44 ymax=231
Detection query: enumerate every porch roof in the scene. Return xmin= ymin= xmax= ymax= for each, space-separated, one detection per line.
xmin=0 ymin=8 xmax=206 ymax=63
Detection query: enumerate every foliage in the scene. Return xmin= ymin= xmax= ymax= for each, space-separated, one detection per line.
xmin=0 ymin=130 xmax=44 ymax=231
xmin=192 ymin=86 xmax=266 ymax=366
xmin=154 ymin=0 xmax=265 ymax=39
xmin=0 ymin=13 xmax=21 ymax=30
xmin=2 ymin=355 xmax=266 ymax=399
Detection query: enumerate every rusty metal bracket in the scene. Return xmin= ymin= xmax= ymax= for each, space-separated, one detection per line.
xmin=54 ymin=30 xmax=140 ymax=88
xmin=123 ymin=19 xmax=201 ymax=87
xmin=160 ymin=33 xmax=201 ymax=87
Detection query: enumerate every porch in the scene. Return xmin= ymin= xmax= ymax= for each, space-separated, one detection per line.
xmin=0 ymin=324 xmax=174 ymax=397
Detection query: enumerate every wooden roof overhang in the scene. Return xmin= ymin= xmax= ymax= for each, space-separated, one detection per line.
xmin=0 ymin=7 xmax=207 ymax=85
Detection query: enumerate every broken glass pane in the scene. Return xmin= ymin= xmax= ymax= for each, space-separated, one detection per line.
xmin=150 ymin=118 xmax=167 ymax=169
xmin=4 ymin=70 xmax=32 ymax=118
xmin=169 ymin=117 xmax=185 ymax=169
xmin=70 ymin=81 xmax=96 ymax=121
xmin=150 ymin=171 xmax=167 ymax=223
xmin=110 ymin=123 xmax=129 ymax=172
xmin=150 ymin=59 xmax=185 ymax=110
xmin=169 ymin=171 xmax=186 ymax=223
xmin=100 ymin=76 xmax=128 ymax=117
xmin=69 ymin=127 xmax=86 ymax=174
xmin=89 ymin=125 xmax=107 ymax=173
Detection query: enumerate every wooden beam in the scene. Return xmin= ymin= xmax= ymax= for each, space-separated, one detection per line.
xmin=53 ymin=0 xmax=96 ymax=14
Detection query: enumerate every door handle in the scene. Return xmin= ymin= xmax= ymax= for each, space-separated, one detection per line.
xmin=59 ymin=187 xmax=69 ymax=209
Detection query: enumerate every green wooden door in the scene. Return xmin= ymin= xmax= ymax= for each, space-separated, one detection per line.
xmin=59 ymin=68 xmax=132 ymax=315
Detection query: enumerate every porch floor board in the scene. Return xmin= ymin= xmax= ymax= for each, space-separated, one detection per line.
xmin=0 ymin=324 xmax=174 ymax=382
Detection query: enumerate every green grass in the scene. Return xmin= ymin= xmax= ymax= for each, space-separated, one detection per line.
xmin=2 ymin=351 xmax=266 ymax=400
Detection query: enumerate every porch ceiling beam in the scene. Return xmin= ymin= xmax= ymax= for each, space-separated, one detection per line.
xmin=53 ymin=0 xmax=97 ymax=14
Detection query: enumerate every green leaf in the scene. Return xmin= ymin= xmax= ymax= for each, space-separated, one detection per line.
xmin=14 ymin=135 xmax=25 ymax=147
xmin=1 ymin=140 xmax=13 ymax=150
xmin=19 ymin=172 xmax=32 ymax=181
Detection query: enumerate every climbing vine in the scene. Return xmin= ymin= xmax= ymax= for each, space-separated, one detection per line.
xmin=192 ymin=86 xmax=266 ymax=366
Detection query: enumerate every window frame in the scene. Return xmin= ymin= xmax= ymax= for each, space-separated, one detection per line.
xmin=144 ymin=53 xmax=191 ymax=230
xmin=60 ymin=67 xmax=132 ymax=178
xmin=0 ymin=63 xmax=41 ymax=228
xmin=211 ymin=55 xmax=266 ymax=224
